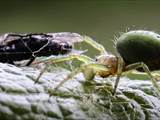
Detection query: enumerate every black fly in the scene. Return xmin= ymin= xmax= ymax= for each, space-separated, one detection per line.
xmin=0 ymin=32 xmax=83 ymax=66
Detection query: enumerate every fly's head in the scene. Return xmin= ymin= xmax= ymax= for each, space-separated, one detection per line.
xmin=48 ymin=40 xmax=73 ymax=55
xmin=59 ymin=42 xmax=73 ymax=53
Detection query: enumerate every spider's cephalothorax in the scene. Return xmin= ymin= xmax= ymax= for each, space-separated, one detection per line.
xmin=96 ymin=54 xmax=119 ymax=78
xmin=0 ymin=32 xmax=83 ymax=65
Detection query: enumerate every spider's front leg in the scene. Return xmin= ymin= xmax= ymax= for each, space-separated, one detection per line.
xmin=34 ymin=54 xmax=94 ymax=83
xmin=83 ymin=36 xmax=107 ymax=55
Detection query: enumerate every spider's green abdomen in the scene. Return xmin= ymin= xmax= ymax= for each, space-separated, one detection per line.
xmin=116 ymin=30 xmax=160 ymax=71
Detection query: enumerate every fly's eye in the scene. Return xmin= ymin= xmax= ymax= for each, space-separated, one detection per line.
xmin=61 ymin=42 xmax=72 ymax=50
xmin=64 ymin=44 xmax=72 ymax=49
xmin=95 ymin=58 xmax=98 ymax=61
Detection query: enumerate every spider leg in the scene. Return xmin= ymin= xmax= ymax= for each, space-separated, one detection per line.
xmin=113 ymin=57 xmax=124 ymax=95
xmin=34 ymin=54 xmax=94 ymax=83
xmin=125 ymin=62 xmax=160 ymax=96
xmin=34 ymin=54 xmax=94 ymax=64
xmin=52 ymin=63 xmax=108 ymax=91
xmin=113 ymin=74 xmax=121 ymax=95
xmin=83 ymin=36 xmax=107 ymax=55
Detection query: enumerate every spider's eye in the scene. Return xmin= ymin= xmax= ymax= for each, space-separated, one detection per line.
xmin=107 ymin=65 xmax=111 ymax=68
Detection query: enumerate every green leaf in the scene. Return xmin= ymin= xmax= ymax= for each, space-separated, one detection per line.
xmin=0 ymin=63 xmax=159 ymax=120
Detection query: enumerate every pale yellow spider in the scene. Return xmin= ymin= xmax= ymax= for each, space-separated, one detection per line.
xmin=34 ymin=36 xmax=160 ymax=96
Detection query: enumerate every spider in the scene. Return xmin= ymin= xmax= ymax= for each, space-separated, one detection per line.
xmin=34 ymin=32 xmax=160 ymax=96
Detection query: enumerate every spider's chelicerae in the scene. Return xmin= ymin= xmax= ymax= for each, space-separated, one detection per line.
xmin=35 ymin=35 xmax=160 ymax=96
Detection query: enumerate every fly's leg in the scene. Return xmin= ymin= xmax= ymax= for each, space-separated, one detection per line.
xmin=26 ymin=56 xmax=36 ymax=66
xmin=8 ymin=60 xmax=15 ymax=65
xmin=34 ymin=64 xmax=49 ymax=83
xmin=34 ymin=54 xmax=94 ymax=83
xmin=83 ymin=36 xmax=107 ymax=55
xmin=125 ymin=62 xmax=160 ymax=96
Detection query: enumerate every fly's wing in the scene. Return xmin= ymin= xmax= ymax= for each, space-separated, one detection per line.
xmin=47 ymin=32 xmax=86 ymax=55
xmin=0 ymin=32 xmax=84 ymax=46
xmin=0 ymin=33 xmax=23 ymax=46
xmin=47 ymin=32 xmax=84 ymax=43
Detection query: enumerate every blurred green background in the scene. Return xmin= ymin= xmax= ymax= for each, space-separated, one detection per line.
xmin=0 ymin=0 xmax=160 ymax=55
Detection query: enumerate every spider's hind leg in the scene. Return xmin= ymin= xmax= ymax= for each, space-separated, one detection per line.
xmin=125 ymin=62 xmax=160 ymax=96
xmin=113 ymin=57 xmax=124 ymax=95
